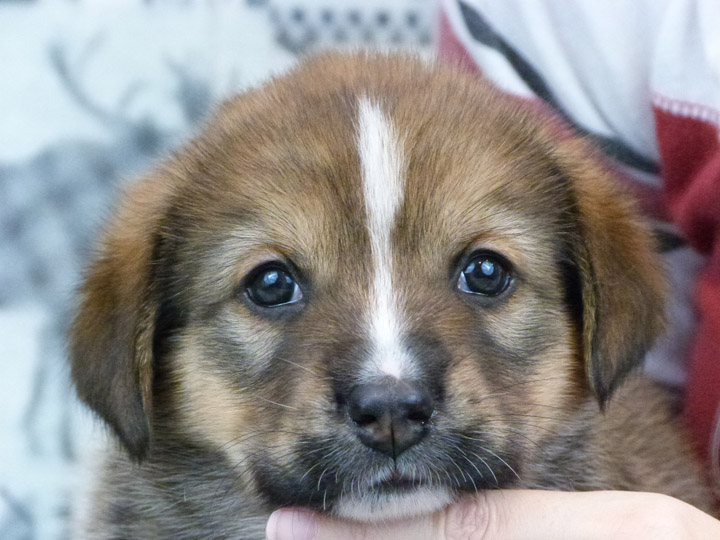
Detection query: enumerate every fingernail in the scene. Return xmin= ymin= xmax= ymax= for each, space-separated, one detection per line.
xmin=266 ymin=509 xmax=318 ymax=540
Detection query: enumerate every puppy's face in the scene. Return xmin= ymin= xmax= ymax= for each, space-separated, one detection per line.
xmin=71 ymin=55 xmax=665 ymax=520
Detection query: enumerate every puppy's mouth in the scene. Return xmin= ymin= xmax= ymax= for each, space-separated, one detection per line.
xmin=333 ymin=469 xmax=453 ymax=521
xmin=253 ymin=429 xmax=519 ymax=520
xmin=372 ymin=470 xmax=427 ymax=493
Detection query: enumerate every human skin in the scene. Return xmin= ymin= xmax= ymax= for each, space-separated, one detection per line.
xmin=265 ymin=490 xmax=720 ymax=540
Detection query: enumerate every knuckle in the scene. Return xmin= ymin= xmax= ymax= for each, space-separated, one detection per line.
xmin=444 ymin=493 xmax=499 ymax=540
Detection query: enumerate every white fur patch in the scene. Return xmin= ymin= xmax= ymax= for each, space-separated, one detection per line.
xmin=334 ymin=486 xmax=453 ymax=521
xmin=356 ymin=97 xmax=412 ymax=379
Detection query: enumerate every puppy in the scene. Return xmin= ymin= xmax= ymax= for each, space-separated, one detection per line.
xmin=70 ymin=53 xmax=714 ymax=538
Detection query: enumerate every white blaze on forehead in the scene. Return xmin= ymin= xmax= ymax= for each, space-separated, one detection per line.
xmin=356 ymin=96 xmax=413 ymax=379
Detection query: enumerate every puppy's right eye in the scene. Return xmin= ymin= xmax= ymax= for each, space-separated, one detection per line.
xmin=245 ymin=265 xmax=303 ymax=307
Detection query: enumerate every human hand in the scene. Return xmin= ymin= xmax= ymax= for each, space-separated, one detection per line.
xmin=265 ymin=490 xmax=720 ymax=540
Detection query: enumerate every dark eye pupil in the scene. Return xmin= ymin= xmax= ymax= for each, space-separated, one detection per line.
xmin=462 ymin=256 xmax=509 ymax=296
xmin=248 ymin=268 xmax=296 ymax=306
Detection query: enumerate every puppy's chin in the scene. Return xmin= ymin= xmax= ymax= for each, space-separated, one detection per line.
xmin=333 ymin=486 xmax=453 ymax=522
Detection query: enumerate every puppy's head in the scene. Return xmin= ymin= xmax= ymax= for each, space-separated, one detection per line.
xmin=71 ymin=54 xmax=665 ymax=520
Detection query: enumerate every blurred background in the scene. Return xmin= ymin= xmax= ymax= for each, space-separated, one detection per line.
xmin=0 ymin=1 xmax=436 ymax=538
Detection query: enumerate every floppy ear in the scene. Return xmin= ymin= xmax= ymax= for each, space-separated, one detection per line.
xmin=554 ymin=140 xmax=667 ymax=406
xmin=70 ymin=172 xmax=174 ymax=460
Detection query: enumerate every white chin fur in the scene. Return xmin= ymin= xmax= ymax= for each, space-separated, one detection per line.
xmin=333 ymin=487 xmax=453 ymax=521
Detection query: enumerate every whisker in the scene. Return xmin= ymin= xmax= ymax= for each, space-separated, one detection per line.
xmin=256 ymin=396 xmax=298 ymax=410
xmin=273 ymin=355 xmax=330 ymax=379
xmin=299 ymin=460 xmax=326 ymax=485
xmin=470 ymin=375 xmax=571 ymax=402
xmin=468 ymin=449 xmax=498 ymax=486
xmin=452 ymin=444 xmax=481 ymax=492
xmin=481 ymin=446 xmax=521 ymax=482
xmin=317 ymin=466 xmax=332 ymax=491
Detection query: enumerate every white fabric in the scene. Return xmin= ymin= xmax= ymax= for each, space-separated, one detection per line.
xmin=442 ymin=0 xmax=671 ymax=161
xmin=443 ymin=0 xmax=720 ymax=154
xmin=651 ymin=0 xmax=720 ymax=131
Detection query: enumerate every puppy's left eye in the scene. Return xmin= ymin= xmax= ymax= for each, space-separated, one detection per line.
xmin=245 ymin=265 xmax=303 ymax=307
xmin=458 ymin=252 xmax=512 ymax=297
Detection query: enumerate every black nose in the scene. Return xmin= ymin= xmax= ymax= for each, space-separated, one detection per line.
xmin=346 ymin=379 xmax=434 ymax=458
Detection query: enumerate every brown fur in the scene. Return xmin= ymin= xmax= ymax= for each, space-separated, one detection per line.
xmin=70 ymin=53 xmax=714 ymax=539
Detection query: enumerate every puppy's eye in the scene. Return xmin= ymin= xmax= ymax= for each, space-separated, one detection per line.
xmin=458 ymin=252 xmax=512 ymax=297
xmin=246 ymin=265 xmax=303 ymax=307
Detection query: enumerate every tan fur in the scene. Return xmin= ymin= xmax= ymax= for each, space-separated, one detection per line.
xmin=70 ymin=53 xmax=715 ymax=538
xmin=70 ymin=169 xmax=179 ymax=456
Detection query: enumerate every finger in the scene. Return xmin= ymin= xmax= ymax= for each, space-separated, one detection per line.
xmin=442 ymin=490 xmax=720 ymax=540
xmin=266 ymin=490 xmax=720 ymax=540
xmin=265 ymin=492 xmax=600 ymax=540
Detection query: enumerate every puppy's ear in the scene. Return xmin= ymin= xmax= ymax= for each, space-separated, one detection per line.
xmin=554 ymin=140 xmax=666 ymax=406
xmin=70 ymin=173 xmax=174 ymax=460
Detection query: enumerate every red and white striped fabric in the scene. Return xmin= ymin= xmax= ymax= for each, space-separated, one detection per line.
xmin=438 ymin=0 xmax=720 ymax=485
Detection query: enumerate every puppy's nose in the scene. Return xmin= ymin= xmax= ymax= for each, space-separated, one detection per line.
xmin=347 ymin=379 xmax=434 ymax=458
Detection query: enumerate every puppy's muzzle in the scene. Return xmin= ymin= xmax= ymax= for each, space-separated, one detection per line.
xmin=343 ymin=378 xmax=434 ymax=459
